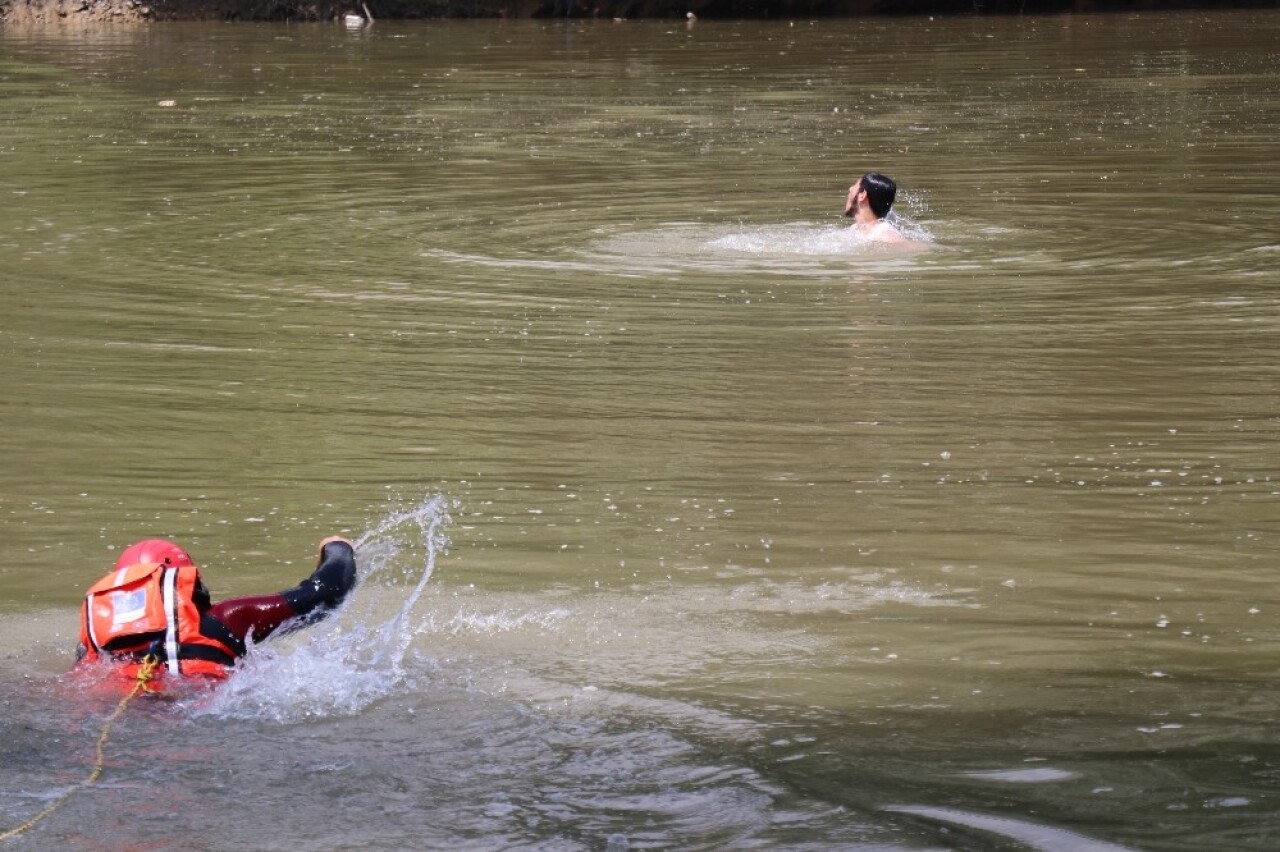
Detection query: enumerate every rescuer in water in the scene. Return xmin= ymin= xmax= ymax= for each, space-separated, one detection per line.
xmin=75 ymin=536 xmax=357 ymax=686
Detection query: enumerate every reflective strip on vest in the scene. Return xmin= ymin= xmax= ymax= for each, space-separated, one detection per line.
xmin=85 ymin=593 xmax=102 ymax=654
xmin=161 ymin=566 xmax=180 ymax=675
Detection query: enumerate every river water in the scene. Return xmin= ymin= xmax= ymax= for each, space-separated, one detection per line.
xmin=1 ymin=11 xmax=1278 ymax=850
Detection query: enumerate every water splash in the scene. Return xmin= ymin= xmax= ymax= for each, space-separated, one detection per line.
xmin=704 ymin=219 xmax=933 ymax=255
xmin=190 ymin=494 xmax=452 ymax=722
xmin=704 ymin=224 xmax=875 ymax=255
xmin=586 ymin=221 xmax=933 ymax=274
xmin=426 ymin=218 xmax=934 ymax=281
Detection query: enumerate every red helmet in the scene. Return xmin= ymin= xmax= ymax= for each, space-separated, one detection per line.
xmin=114 ymin=538 xmax=196 ymax=570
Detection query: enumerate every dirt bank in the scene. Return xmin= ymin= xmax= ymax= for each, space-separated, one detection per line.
xmin=2 ymin=0 xmax=152 ymax=23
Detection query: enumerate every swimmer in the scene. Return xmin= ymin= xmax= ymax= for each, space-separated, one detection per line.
xmin=843 ymin=172 xmax=908 ymax=243
xmin=75 ymin=536 xmax=357 ymax=686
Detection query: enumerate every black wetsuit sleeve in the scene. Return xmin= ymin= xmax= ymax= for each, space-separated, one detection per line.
xmin=281 ymin=539 xmax=358 ymax=619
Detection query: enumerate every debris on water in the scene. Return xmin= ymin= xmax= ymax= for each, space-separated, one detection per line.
xmin=966 ymin=766 xmax=1079 ymax=784
xmin=1206 ymin=797 xmax=1251 ymax=809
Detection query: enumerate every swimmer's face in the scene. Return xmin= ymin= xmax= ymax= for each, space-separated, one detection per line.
xmin=844 ymin=180 xmax=863 ymax=217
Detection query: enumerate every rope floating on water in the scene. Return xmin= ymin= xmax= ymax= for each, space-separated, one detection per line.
xmin=0 ymin=657 xmax=160 ymax=842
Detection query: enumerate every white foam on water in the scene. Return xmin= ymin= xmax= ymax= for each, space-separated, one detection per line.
xmin=704 ymin=219 xmax=932 ymax=256
xmin=439 ymin=606 xmax=573 ymax=636
xmin=426 ymin=218 xmax=935 ymax=281
xmin=584 ymin=220 xmax=934 ymax=276
xmin=189 ymin=494 xmax=452 ymax=723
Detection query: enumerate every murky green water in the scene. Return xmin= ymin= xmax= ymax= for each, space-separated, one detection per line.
xmin=2 ymin=11 xmax=1279 ymax=850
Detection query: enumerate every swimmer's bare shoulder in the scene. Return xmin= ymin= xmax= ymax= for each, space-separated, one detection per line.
xmin=859 ymin=220 xmax=928 ymax=250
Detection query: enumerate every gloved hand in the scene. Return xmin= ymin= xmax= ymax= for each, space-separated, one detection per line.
xmin=312 ymin=536 xmax=356 ymax=605
xmin=283 ymin=536 xmax=357 ymax=615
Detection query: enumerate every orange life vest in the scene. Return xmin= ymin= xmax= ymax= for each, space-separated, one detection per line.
xmin=78 ymin=543 xmax=237 ymax=681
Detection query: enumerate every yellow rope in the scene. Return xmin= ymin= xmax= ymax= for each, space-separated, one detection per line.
xmin=0 ymin=657 xmax=160 ymax=842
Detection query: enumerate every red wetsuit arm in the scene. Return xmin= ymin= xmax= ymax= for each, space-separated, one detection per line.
xmin=205 ymin=540 xmax=356 ymax=646
xmin=207 ymin=595 xmax=297 ymax=644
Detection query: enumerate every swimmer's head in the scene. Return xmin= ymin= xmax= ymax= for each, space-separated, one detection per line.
xmin=113 ymin=538 xmax=211 ymax=610
xmin=846 ymin=172 xmax=897 ymax=220
xmin=114 ymin=538 xmax=196 ymax=571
